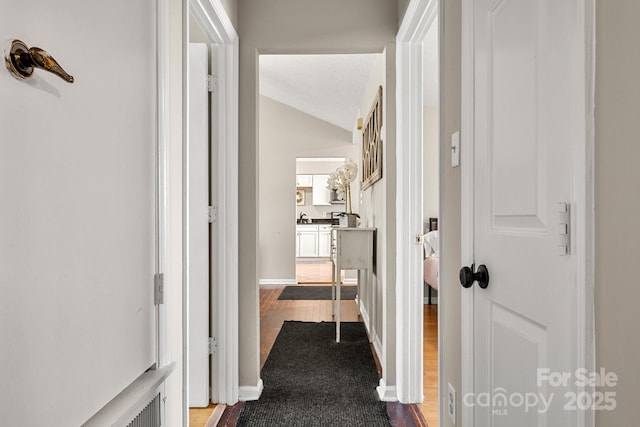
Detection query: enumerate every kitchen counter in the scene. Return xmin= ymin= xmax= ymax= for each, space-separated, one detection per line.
xmin=296 ymin=218 xmax=338 ymax=225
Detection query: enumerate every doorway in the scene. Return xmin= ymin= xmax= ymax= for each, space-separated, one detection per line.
xmin=256 ymin=52 xmax=386 ymax=387
xmin=419 ymin=13 xmax=440 ymax=426
xmin=183 ymin=1 xmax=239 ymax=425
xmin=295 ymin=157 xmax=352 ymax=286
xmin=395 ymin=0 xmax=442 ymax=421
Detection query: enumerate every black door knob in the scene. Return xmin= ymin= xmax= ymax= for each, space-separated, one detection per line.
xmin=459 ymin=264 xmax=490 ymax=289
xmin=459 ymin=266 xmax=475 ymax=288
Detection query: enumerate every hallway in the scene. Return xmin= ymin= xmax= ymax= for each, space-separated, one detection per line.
xmin=191 ymin=260 xmax=438 ymax=426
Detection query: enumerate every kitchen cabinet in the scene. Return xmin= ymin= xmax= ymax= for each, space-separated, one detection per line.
xmin=296 ymin=224 xmax=319 ymax=257
xmin=312 ymin=174 xmax=331 ymax=206
xmin=296 ymin=174 xmax=313 ymax=188
xmin=318 ymin=225 xmax=332 ymax=257
xmin=296 ymin=224 xmax=333 ymax=257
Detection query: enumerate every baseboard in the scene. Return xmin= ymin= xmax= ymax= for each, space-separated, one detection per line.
xmin=376 ymin=378 xmax=398 ymax=402
xmin=423 ymin=297 xmax=439 ymax=304
xmin=358 ymin=298 xmax=371 ymax=338
xmin=372 ymin=333 xmax=383 ymax=363
xmin=238 ymin=379 xmax=263 ymax=401
xmin=259 ymin=279 xmax=297 ymax=286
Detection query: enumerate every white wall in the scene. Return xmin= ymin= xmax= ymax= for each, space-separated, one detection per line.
xmin=165 ymin=0 xmax=185 ymax=425
xmin=439 ymin=0 xmax=463 ymax=425
xmin=356 ymin=47 xmax=398 ymax=391
xmin=259 ymin=96 xmax=355 ymax=282
xmin=238 ymin=0 xmax=398 ymax=392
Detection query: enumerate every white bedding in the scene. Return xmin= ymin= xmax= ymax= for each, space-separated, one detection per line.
xmin=423 ymin=230 xmax=439 ymax=290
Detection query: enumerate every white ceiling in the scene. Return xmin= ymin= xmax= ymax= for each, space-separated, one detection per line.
xmin=259 ymin=30 xmax=439 ymax=132
xmin=260 ymin=54 xmax=379 ymax=131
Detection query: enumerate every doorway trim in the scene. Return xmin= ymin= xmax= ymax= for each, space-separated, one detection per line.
xmin=186 ymin=0 xmax=239 ymax=406
xmin=396 ymin=0 xmax=439 ymax=404
xmin=459 ymin=0 xmax=596 ymax=426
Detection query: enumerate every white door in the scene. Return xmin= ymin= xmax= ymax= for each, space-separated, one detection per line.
xmin=0 ymin=1 xmax=158 ymax=425
xmin=188 ymin=43 xmax=210 ymax=407
xmin=467 ymin=0 xmax=582 ymax=425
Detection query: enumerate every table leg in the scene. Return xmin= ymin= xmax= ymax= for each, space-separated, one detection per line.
xmin=356 ymin=269 xmax=361 ymax=315
xmin=331 ymin=259 xmax=336 ymax=316
xmin=336 ymin=261 xmax=341 ymax=343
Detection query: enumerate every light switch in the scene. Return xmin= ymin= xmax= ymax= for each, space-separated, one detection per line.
xmin=451 ymin=131 xmax=460 ymax=167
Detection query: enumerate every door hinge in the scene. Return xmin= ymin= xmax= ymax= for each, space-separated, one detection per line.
xmin=207 ymin=74 xmax=217 ymax=93
xmin=154 ymin=273 xmax=164 ymax=305
xmin=208 ymin=206 xmax=217 ymax=224
xmin=558 ymin=202 xmax=571 ymax=256
xmin=209 ymin=337 xmax=216 ymax=355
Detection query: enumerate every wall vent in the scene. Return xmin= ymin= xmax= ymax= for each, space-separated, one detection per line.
xmin=126 ymin=393 xmax=161 ymax=427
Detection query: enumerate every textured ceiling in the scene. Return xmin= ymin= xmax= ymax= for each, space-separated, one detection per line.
xmin=260 ymin=54 xmax=379 ymax=131
xmin=259 ymin=32 xmax=439 ymax=131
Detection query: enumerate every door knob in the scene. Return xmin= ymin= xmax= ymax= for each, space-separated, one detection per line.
xmin=5 ymin=39 xmax=74 ymax=83
xmin=459 ymin=264 xmax=489 ymax=289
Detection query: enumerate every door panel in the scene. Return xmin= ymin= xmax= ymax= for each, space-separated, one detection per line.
xmin=473 ymin=0 xmax=578 ymax=425
xmin=489 ymin=0 xmax=545 ymax=228
xmin=188 ymin=42 xmax=210 ymax=407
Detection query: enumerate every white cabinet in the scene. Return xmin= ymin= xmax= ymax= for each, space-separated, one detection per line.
xmin=318 ymin=225 xmax=332 ymax=257
xmin=298 ymin=232 xmax=318 ymax=257
xmin=312 ymin=174 xmax=331 ymax=206
xmin=296 ymin=174 xmax=313 ymax=188
xmin=296 ymin=225 xmax=319 ymax=257
xmin=296 ymin=224 xmax=333 ymax=257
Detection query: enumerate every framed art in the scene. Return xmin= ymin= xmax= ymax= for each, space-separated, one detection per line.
xmin=361 ymin=86 xmax=383 ymax=190
xmin=296 ymin=189 xmax=306 ymax=206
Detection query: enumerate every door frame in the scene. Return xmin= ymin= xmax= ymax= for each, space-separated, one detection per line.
xmin=396 ymin=0 xmax=439 ymax=404
xmin=184 ymin=0 xmax=239 ymax=406
xmin=459 ymin=1 xmax=596 ymax=426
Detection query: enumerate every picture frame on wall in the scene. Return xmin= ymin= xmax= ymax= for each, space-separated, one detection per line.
xmin=296 ymin=189 xmax=306 ymax=206
xmin=361 ymin=86 xmax=383 ymax=190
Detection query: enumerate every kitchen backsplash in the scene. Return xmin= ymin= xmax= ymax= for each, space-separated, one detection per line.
xmin=296 ymin=188 xmax=345 ymax=219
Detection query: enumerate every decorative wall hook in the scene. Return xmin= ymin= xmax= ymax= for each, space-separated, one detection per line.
xmin=5 ymin=39 xmax=74 ymax=83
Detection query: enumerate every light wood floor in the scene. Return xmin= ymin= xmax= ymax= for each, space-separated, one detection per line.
xmin=191 ymin=260 xmax=439 ymax=426
xmin=189 ymin=404 xmax=216 ymax=427
xmin=420 ymin=304 xmax=439 ymax=427
xmin=295 ymin=257 xmax=343 ymax=283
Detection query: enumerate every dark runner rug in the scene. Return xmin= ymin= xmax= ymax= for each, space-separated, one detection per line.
xmin=278 ymin=285 xmax=357 ymax=300
xmin=236 ymin=321 xmax=392 ymax=427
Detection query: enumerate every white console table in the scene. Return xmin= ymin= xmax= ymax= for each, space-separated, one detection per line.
xmin=331 ymin=227 xmax=376 ymax=342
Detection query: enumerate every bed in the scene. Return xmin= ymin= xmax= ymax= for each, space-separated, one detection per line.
xmin=423 ymin=218 xmax=439 ymax=305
